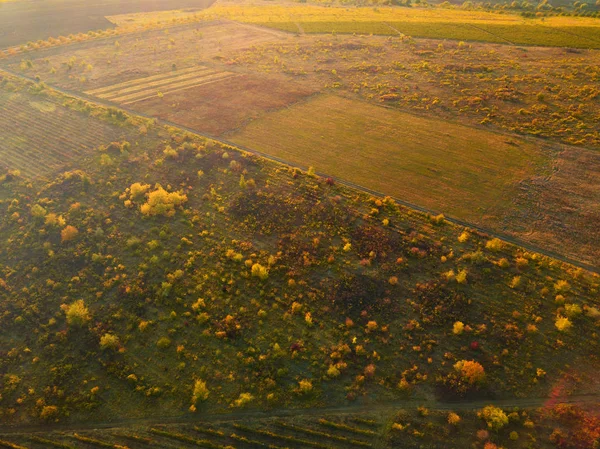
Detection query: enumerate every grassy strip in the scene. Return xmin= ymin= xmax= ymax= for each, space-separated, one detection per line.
xmin=350 ymin=418 xmax=379 ymax=428
xmin=318 ymin=419 xmax=378 ymax=437
xmin=29 ymin=436 xmax=75 ymax=449
xmin=0 ymin=440 xmax=28 ymax=449
xmin=149 ymin=428 xmax=226 ymax=449
xmin=229 ymin=433 xmax=288 ymax=449
xmin=72 ymin=434 xmax=128 ymax=449
xmin=193 ymin=426 xmax=225 ymax=438
xmin=275 ymin=422 xmax=371 ymax=447
xmin=111 ymin=433 xmax=153 ymax=445
xmin=232 ymin=424 xmax=329 ymax=449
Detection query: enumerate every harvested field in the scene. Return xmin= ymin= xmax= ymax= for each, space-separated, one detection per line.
xmin=231 ymin=94 xmax=600 ymax=265
xmin=0 ymin=0 xmax=215 ymax=49
xmin=86 ymin=65 xmax=239 ymax=106
xmin=0 ymin=84 xmax=129 ymax=179
xmin=2 ymin=20 xmax=288 ymax=91
xmin=504 ymin=147 xmax=600 ymax=265
xmin=129 ymin=73 xmax=317 ymax=136
xmin=231 ymin=94 xmax=548 ymax=221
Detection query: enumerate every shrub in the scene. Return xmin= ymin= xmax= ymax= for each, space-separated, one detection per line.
xmin=232 ymin=392 xmax=254 ymax=407
xmin=30 ymin=204 xmax=47 ymax=219
xmin=454 ymin=360 xmax=485 ymax=384
xmin=485 ymin=238 xmax=504 ymax=252
xmin=554 ymin=280 xmax=569 ymax=292
xmin=479 ymin=405 xmax=508 ymax=430
xmin=455 ymin=269 xmax=468 ymax=284
xmin=99 ymin=333 xmax=120 ymax=350
xmin=191 ymin=379 xmax=209 ymax=404
xmin=61 ymin=225 xmax=79 ymax=242
xmin=140 ymin=186 xmax=187 ymax=217
xmin=564 ymin=303 xmax=582 ymax=318
xmin=453 ymin=321 xmax=465 ymax=335
xmin=251 ymin=263 xmax=268 ymax=280
xmin=298 ymin=379 xmax=313 ymax=394
xmin=62 ymin=300 xmax=90 ymax=327
xmin=555 ymin=315 xmax=572 ymax=332
xmin=40 ymin=405 xmax=59 ymax=420
xmin=157 ymin=337 xmax=172 ymax=348
xmin=129 ymin=182 xmax=150 ymax=200
xmin=448 ymin=412 xmax=461 ymax=425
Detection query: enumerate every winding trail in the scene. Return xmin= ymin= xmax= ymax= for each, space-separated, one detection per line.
xmin=0 ymin=65 xmax=597 ymax=274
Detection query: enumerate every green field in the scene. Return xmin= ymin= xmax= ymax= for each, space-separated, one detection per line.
xmin=230 ymin=94 xmax=547 ymax=222
xmin=193 ymin=4 xmax=600 ymax=49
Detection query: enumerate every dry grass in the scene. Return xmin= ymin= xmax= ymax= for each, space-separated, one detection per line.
xmin=230 ymin=94 xmax=548 ymax=221
xmin=132 ymin=73 xmax=317 ymax=136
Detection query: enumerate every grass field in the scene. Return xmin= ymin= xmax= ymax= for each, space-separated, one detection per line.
xmin=179 ymin=4 xmax=600 ymax=49
xmin=230 ymin=94 xmax=547 ymax=221
xmin=230 ymin=94 xmax=600 ymax=265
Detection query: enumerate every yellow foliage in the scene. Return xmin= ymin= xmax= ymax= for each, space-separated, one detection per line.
xmin=453 ymin=321 xmax=464 ymax=335
xmin=555 ymin=315 xmax=572 ymax=332
xmin=191 ymin=379 xmax=209 ymax=404
xmin=139 ymin=186 xmax=187 ymax=217
xmin=63 ymin=300 xmax=90 ymax=327
xmin=454 ymin=360 xmax=485 ymax=384
xmin=61 ymin=225 xmax=79 ymax=242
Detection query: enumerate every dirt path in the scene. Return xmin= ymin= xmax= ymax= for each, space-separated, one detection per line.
xmin=1 ymin=393 xmax=598 ymax=435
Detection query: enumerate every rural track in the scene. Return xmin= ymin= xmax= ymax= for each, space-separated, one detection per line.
xmin=0 ymin=392 xmax=599 ymax=435
xmin=0 ymin=66 xmax=598 ymax=275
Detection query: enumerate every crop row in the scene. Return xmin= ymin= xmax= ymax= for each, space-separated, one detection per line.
xmin=0 ymin=98 xmax=119 ymax=143
xmin=232 ymin=424 xmax=330 ymax=449
xmin=149 ymin=428 xmax=227 ymax=449
xmin=252 ymin=19 xmax=600 ymax=48
xmin=275 ymin=422 xmax=372 ymax=447
xmin=317 ymin=419 xmax=378 ymax=437
xmin=116 ymin=72 xmax=237 ymax=105
xmin=95 ymin=67 xmax=215 ymax=100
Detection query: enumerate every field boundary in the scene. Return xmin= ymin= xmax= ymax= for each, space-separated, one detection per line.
xmin=0 ymin=392 xmax=598 ymax=435
xmin=1 ymin=67 xmax=597 ymax=274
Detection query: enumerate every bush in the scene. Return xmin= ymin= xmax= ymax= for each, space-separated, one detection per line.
xmin=62 ymin=300 xmax=90 ymax=327
xmin=61 ymin=225 xmax=79 ymax=242
xmin=140 ymin=186 xmax=187 ymax=217
xmin=479 ymin=405 xmax=508 ymax=430
xmin=191 ymin=379 xmax=209 ymax=405
xmin=251 ymin=263 xmax=268 ymax=280
xmin=454 ymin=360 xmax=485 ymax=384
xmin=555 ymin=315 xmax=572 ymax=332
xmin=485 ymin=238 xmax=504 ymax=252
xmin=99 ymin=333 xmax=120 ymax=350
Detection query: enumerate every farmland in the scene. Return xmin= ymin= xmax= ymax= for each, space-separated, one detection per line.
xmin=138 ymin=4 xmax=600 ymax=49
xmin=0 ymin=0 xmax=215 ymax=49
xmin=231 ymin=94 xmax=547 ymax=222
xmin=3 ymin=15 xmax=599 ymax=265
xmin=0 ymin=77 xmax=136 ymax=179
xmin=3 ymin=405 xmax=600 ymax=449
xmin=1 ymin=3 xmax=600 ymax=447
xmin=0 ymin=73 xmax=599 ymax=431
